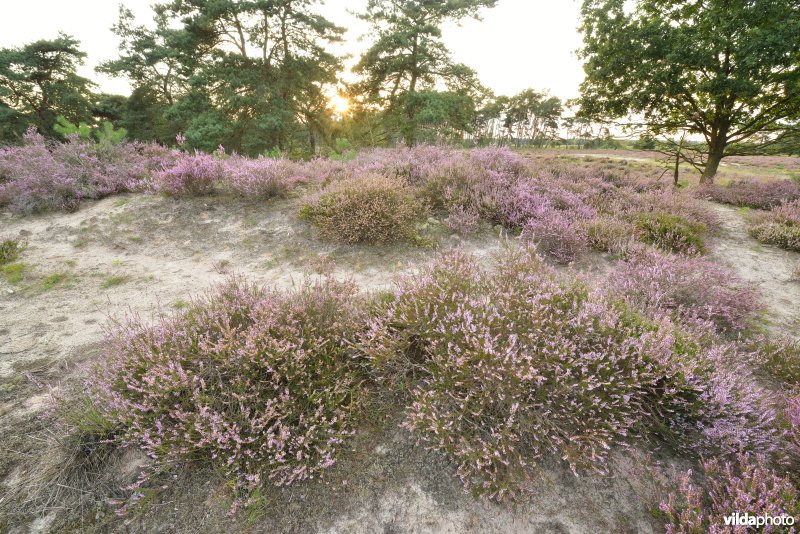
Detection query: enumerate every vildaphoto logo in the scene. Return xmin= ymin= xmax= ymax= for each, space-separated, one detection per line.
xmin=723 ymin=512 xmax=795 ymax=527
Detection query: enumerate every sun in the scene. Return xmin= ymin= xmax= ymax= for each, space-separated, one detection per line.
xmin=329 ymin=94 xmax=350 ymax=115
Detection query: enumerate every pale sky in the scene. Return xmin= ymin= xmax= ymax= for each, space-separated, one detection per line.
xmin=0 ymin=0 xmax=585 ymax=101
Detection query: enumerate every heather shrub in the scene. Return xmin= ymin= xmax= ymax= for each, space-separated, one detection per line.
xmin=605 ymin=250 xmax=763 ymax=336
xmin=300 ymin=174 xmax=425 ymax=244
xmin=749 ymin=199 xmax=800 ymax=252
xmin=362 ymin=248 xmax=776 ymax=499
xmin=635 ymin=212 xmax=706 ymax=254
xmin=444 ymin=206 xmax=481 ymax=235
xmin=89 ymin=277 xmax=367 ymax=498
xmin=695 ymin=180 xmax=800 ymax=210
xmin=587 ymin=217 xmax=637 ymax=254
xmin=223 ymin=156 xmax=306 ymax=198
xmin=658 ymin=454 xmax=799 ymax=534
xmin=151 ymin=153 xmax=222 ymax=197
xmin=521 ymin=209 xmax=587 ymax=263
xmin=639 ymin=189 xmax=719 ymax=232
xmin=0 ymin=238 xmax=25 ymax=265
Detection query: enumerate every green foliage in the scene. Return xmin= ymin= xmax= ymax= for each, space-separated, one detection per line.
xmin=502 ymin=89 xmax=562 ymax=146
xmin=353 ymin=0 xmax=498 ymax=145
xmin=0 ymin=238 xmax=25 ymax=265
xmin=578 ymin=0 xmax=800 ymax=181
xmin=100 ymin=274 xmax=130 ymax=289
xmin=0 ymin=33 xmax=95 ymax=140
xmin=53 ymin=115 xmax=127 ymax=145
xmin=100 ymin=3 xmax=344 ymax=155
xmin=330 ymin=137 xmax=357 ymax=161
xmin=635 ymin=212 xmax=705 ymax=254
xmin=1 ymin=262 xmax=27 ymax=284
xmin=54 ymin=115 xmax=92 ymax=140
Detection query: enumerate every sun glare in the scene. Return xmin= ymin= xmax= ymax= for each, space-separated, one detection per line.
xmin=330 ymin=94 xmax=350 ymax=115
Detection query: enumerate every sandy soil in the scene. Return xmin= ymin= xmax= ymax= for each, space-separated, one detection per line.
xmin=707 ymin=203 xmax=800 ymax=338
xmin=1 ymin=192 xmax=797 ymax=532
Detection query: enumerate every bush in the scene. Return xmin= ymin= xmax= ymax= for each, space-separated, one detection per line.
xmin=634 ymin=212 xmax=706 ymax=254
xmin=444 ymin=206 xmax=481 ymax=235
xmin=749 ymin=199 xmax=800 ymax=252
xmin=89 ymin=277 xmax=367 ymax=498
xmin=658 ymin=454 xmax=799 ymax=534
xmin=362 ymin=248 xmax=776 ymax=499
xmin=223 ymin=156 xmax=306 ymax=198
xmin=586 ymin=217 xmax=636 ymax=254
xmin=521 ymin=209 xmax=587 ymax=263
xmin=605 ymin=250 xmax=763 ymax=335
xmin=0 ymin=238 xmax=25 ymax=265
xmin=300 ymin=174 xmax=425 ymax=244
xmin=151 ymin=153 xmax=221 ymax=197
xmin=0 ymin=128 xmax=166 ymax=214
xmin=695 ymin=180 xmax=800 ymax=210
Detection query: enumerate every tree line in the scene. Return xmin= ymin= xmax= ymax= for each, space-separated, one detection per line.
xmin=0 ymin=0 xmax=566 ymax=157
xmin=1 ymin=0 xmax=798 ymax=180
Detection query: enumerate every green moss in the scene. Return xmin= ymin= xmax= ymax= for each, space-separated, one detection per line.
xmin=40 ymin=272 xmax=71 ymax=291
xmin=1 ymin=262 xmax=28 ymax=284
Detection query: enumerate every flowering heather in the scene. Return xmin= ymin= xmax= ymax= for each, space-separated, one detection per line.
xmin=521 ymin=209 xmax=588 ymax=263
xmin=749 ymin=199 xmax=800 ymax=252
xmin=151 ymin=152 xmax=222 ymax=197
xmin=361 ymin=247 xmax=776 ymax=499
xmin=0 ymin=128 xmax=167 ymax=213
xmin=695 ymin=180 xmax=800 ymax=210
xmin=658 ymin=454 xmax=799 ymax=534
xmin=444 ymin=206 xmax=481 ymax=235
xmin=222 ymin=156 xmax=306 ymax=198
xmin=605 ymin=250 xmax=763 ymax=336
xmin=89 ymin=277 xmax=367 ymax=497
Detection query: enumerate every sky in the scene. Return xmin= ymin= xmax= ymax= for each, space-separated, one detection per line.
xmin=0 ymin=0 xmax=586 ymax=101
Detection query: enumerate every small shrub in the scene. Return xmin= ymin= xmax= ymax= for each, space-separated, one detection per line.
xmin=90 ymin=277 xmax=367 ymax=501
xmin=634 ymin=212 xmax=705 ymax=254
xmin=0 ymin=128 xmax=162 ymax=213
xmin=300 ymin=174 xmax=425 ymax=244
xmin=605 ymin=250 xmax=763 ymax=335
xmin=658 ymin=454 xmax=799 ymax=534
xmin=223 ymin=156 xmax=305 ymax=198
xmin=749 ymin=199 xmax=800 ymax=252
xmin=0 ymin=238 xmax=25 ymax=265
xmin=586 ymin=217 xmax=636 ymax=254
xmin=521 ymin=209 xmax=587 ymax=263
xmin=151 ymin=153 xmax=221 ymax=197
xmin=444 ymin=206 xmax=481 ymax=235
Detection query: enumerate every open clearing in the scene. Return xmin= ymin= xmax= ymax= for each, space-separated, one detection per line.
xmin=1 ymin=150 xmax=799 ymax=533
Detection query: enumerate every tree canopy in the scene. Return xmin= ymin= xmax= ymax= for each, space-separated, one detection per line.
xmin=100 ymin=1 xmax=344 ymax=155
xmin=353 ymin=0 xmax=497 ymax=145
xmin=0 ymin=34 xmax=95 ymax=141
xmin=578 ymin=0 xmax=800 ymax=181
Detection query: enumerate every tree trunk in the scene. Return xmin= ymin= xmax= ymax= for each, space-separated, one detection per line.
xmin=701 ymin=130 xmax=727 ymax=184
xmin=701 ymin=149 xmax=724 ymax=183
